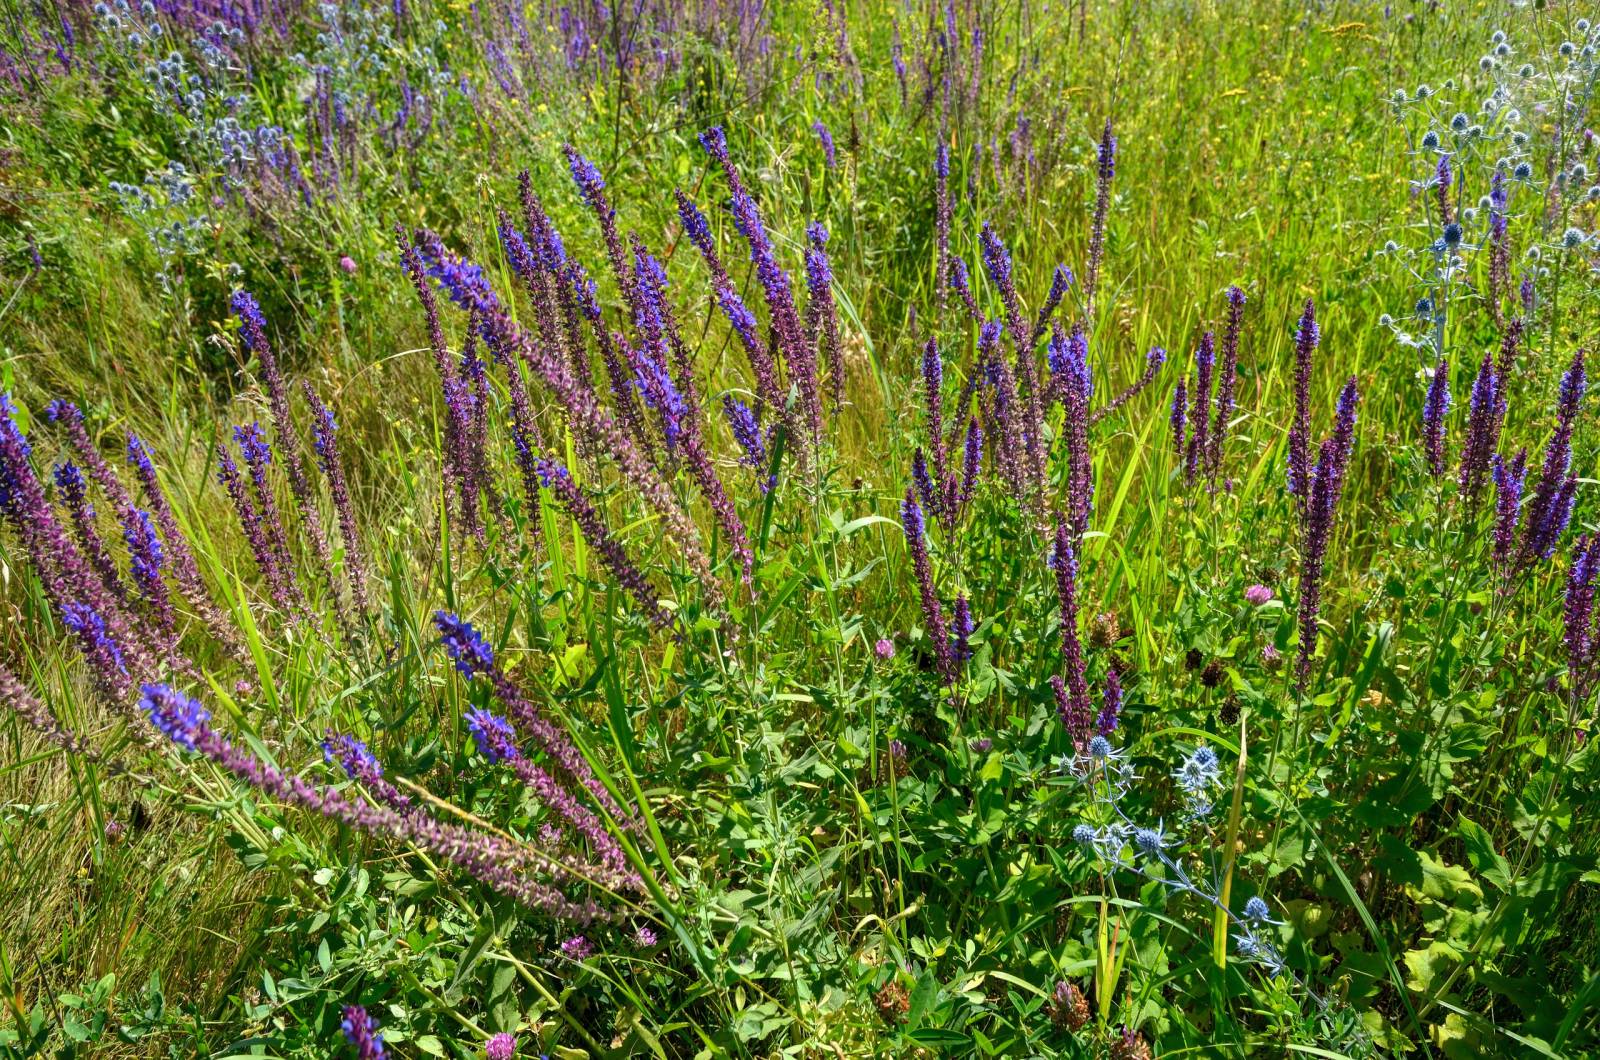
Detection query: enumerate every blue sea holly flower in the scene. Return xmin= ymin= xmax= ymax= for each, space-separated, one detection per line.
xmin=1072 ymin=823 xmax=1095 ymax=845
xmin=1132 ymin=826 xmax=1166 ymax=856
xmin=1244 ymin=895 xmax=1271 ymax=921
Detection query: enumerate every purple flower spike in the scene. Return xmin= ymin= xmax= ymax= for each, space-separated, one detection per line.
xmin=959 ymin=417 xmax=983 ymax=510
xmin=1170 ymin=378 xmax=1188 ymax=460
xmin=141 ymin=683 xmax=210 ymax=752
xmin=902 ymin=487 xmax=953 ymax=683
xmin=1097 ymin=669 xmax=1122 ymax=735
xmin=63 ymin=603 xmax=130 ymax=701
xmin=1084 ymin=118 xmax=1117 ymax=313
xmin=1459 ymin=352 xmax=1503 ymax=507
xmin=536 ymin=458 xmax=672 ymax=626
xmin=1520 ymin=349 xmax=1586 ymax=565
xmin=435 ymin=611 xmax=495 ymax=677
xmin=1287 ymin=299 xmax=1318 ymax=503
xmin=323 ymin=732 xmax=383 ymax=783
xmin=948 ymin=257 xmax=980 ymax=320
xmin=1185 ymin=332 xmax=1215 ymax=484
xmin=813 ymin=120 xmax=836 ymax=168
xmin=341 ymin=1005 xmax=387 ymax=1059
xmin=231 ymin=290 xmax=340 ymax=619
xmin=466 ymin=707 xmax=519 ymax=763
xmin=935 ymin=143 xmax=952 ymax=312
xmin=1208 ymin=286 xmax=1247 ymax=479
xmin=952 ymin=594 xmax=974 ymax=664
xmin=723 ymin=397 xmax=771 ymax=491
xmin=1567 ymin=535 xmax=1600 ymax=706
xmin=1492 ymin=449 xmax=1528 ymax=571
xmin=1422 ymin=358 xmax=1451 ymax=477
xmin=1053 ymin=518 xmax=1093 ymax=749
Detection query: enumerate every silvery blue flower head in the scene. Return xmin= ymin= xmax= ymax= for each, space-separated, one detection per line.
xmin=1072 ymin=823 xmax=1095 ymax=845
xmin=1243 ymin=895 xmax=1272 ymax=921
xmin=1133 ymin=826 xmax=1166 ymax=855
xmin=1514 ymin=161 xmax=1533 ymax=181
xmin=1088 ymin=734 xmax=1113 ymax=759
xmin=1421 ymin=130 xmax=1440 ymax=150
xmin=1443 ymin=223 xmax=1463 ymax=248
xmin=1562 ymin=227 xmax=1588 ymax=249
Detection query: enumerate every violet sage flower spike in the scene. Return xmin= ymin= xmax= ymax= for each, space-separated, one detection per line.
xmin=723 ymin=396 xmax=772 ymax=493
xmin=1083 ymin=117 xmax=1116 ymax=316
xmin=922 ymin=337 xmax=947 ymax=512
xmin=979 ymin=320 xmax=1024 ymax=502
xmin=1458 ymin=351 xmax=1502 ymax=509
xmin=535 ymin=459 xmax=672 ymax=627
xmin=902 ymin=487 xmax=954 ymax=683
xmin=323 ymin=731 xmax=411 ymax=813
xmin=1208 ymin=286 xmax=1246 ymax=480
xmin=698 ymin=125 xmax=818 ymax=464
xmin=1091 ymin=346 xmax=1166 ymax=427
xmin=1488 ymin=169 xmax=1511 ymax=323
xmin=520 ymin=175 xmax=594 ymax=399
xmin=1286 ymin=299 xmax=1318 ymax=504
xmin=0 ymin=665 xmax=104 ymax=761
xmin=813 ymin=120 xmax=836 ymax=168
xmin=1050 ymin=323 xmax=1093 ymax=536
xmin=1421 ymin=358 xmax=1451 ymax=478
xmin=684 ymin=435 xmax=755 ymax=583
xmin=1294 ymin=381 xmax=1359 ymax=691
xmin=804 ymin=222 xmax=844 ymax=415
xmin=948 ymin=257 xmax=981 ymax=321
xmin=45 ymin=400 xmax=136 ymax=514
xmin=396 ymin=226 xmax=473 ymax=531
xmin=1566 ymin=534 xmax=1600 ymax=706
xmin=433 ymin=611 xmax=641 ymax=832
xmin=1491 ymin=448 xmax=1528 ymax=573
xmin=1170 ymin=378 xmax=1188 ymax=461
xmin=62 ymin=601 xmax=133 ymax=705
xmin=1494 ymin=318 xmax=1523 ymax=421
xmin=1053 ymin=517 xmax=1093 ymax=749
xmin=1098 ymin=668 xmax=1123 ymax=736
xmin=1519 ymin=348 xmax=1586 ymax=565
xmin=563 ymin=143 xmax=636 ymax=320
xmin=54 ymin=461 xmax=128 ymax=605
xmin=464 ymin=706 xmax=640 ymax=891
xmin=415 ymin=236 xmax=717 ymax=604
xmin=126 ymin=433 xmax=240 ymax=653
xmin=302 ymin=384 xmax=371 ymax=616
xmin=143 ymin=683 xmax=607 ymax=923
xmin=3 ymin=395 xmax=155 ymax=694
xmin=1029 ymin=265 xmax=1073 ymax=350
xmin=935 ymin=142 xmax=952 ymax=314
xmin=230 ymin=291 xmax=341 ymax=620
xmin=980 ymin=222 xmax=1045 ymax=506
xmin=121 ymin=504 xmax=176 ymax=639
xmin=217 ymin=442 xmax=299 ymax=616
xmin=233 ymin=423 xmax=302 ymax=609
xmin=951 ymin=594 xmax=974 ymax=664
xmin=959 ymin=416 xmax=983 ymax=510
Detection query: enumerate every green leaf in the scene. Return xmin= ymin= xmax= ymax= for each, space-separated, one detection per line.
xmin=1456 ymin=818 xmax=1512 ymax=892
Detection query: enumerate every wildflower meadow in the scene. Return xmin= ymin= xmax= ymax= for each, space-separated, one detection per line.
xmin=2 ymin=0 xmax=1600 ymax=1056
